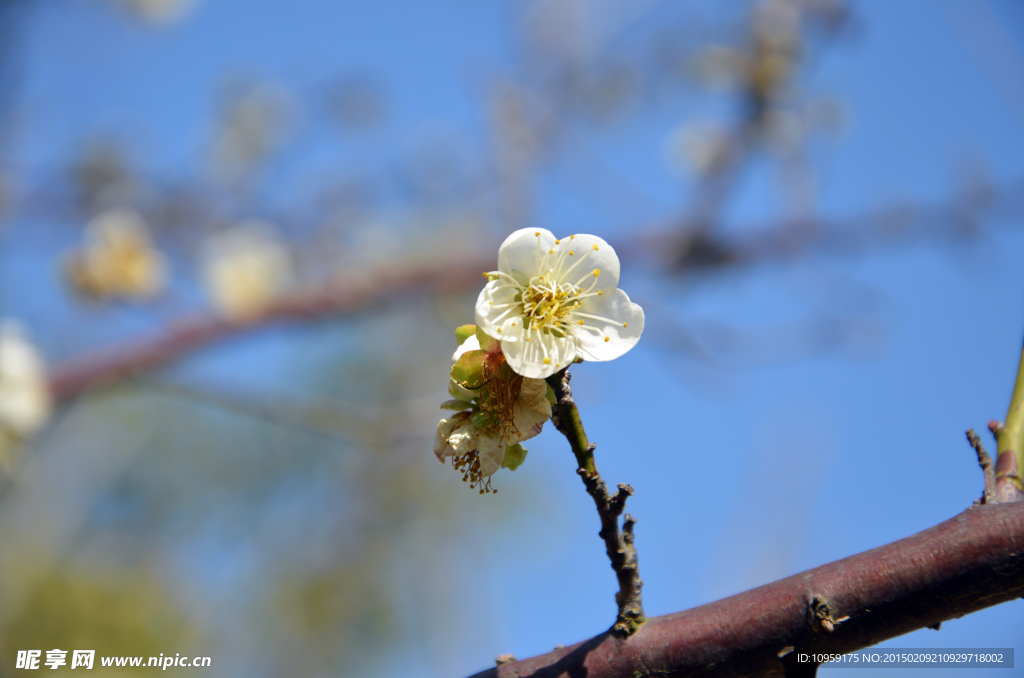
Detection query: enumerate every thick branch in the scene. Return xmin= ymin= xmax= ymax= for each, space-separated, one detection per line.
xmin=470 ymin=501 xmax=1024 ymax=678
xmin=545 ymin=369 xmax=645 ymax=636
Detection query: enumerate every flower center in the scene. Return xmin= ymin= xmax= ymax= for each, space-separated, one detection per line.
xmin=521 ymin=277 xmax=579 ymax=333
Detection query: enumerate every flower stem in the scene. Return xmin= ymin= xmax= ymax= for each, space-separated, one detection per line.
xmin=992 ymin=340 xmax=1024 ymax=502
xmin=545 ymin=368 xmax=646 ymax=636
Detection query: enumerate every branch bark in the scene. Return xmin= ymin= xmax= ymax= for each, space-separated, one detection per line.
xmin=545 ymin=368 xmax=645 ymax=636
xmin=470 ymin=501 xmax=1024 ymax=678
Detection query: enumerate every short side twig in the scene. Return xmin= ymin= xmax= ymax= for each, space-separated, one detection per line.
xmin=966 ymin=428 xmax=996 ymax=505
xmin=989 ymin=338 xmax=1024 ymax=503
xmin=546 ymin=368 xmax=645 ymax=636
xmin=990 ymin=419 xmax=1024 ymax=503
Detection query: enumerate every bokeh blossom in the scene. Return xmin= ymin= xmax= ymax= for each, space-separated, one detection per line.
xmin=202 ymin=222 xmax=293 ymax=320
xmin=0 ymin=321 xmax=51 ymax=463
xmin=64 ymin=208 xmax=167 ymax=300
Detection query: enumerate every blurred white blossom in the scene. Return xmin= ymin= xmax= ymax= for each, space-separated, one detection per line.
xmin=0 ymin=321 xmax=51 ymax=462
xmin=203 ymin=222 xmax=293 ymax=319
xmin=64 ymin=208 xmax=167 ymax=300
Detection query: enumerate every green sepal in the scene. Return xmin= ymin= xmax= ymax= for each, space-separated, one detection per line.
xmin=545 ymin=384 xmax=556 ymax=407
xmin=470 ymin=411 xmax=492 ymax=430
xmin=440 ymin=399 xmax=471 ymax=411
xmin=449 ymin=379 xmax=479 ymax=402
xmin=475 ymin=326 xmax=502 ymax=354
xmin=501 ymin=443 xmax=528 ymax=471
xmin=451 ymin=350 xmax=487 ymax=389
xmin=455 ymin=324 xmax=477 ymax=346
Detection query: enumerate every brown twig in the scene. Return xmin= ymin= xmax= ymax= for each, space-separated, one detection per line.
xmin=545 ymin=369 xmax=645 ymax=637
xmin=967 ymin=428 xmax=997 ymax=505
xmin=470 ymin=501 xmax=1024 ymax=678
xmin=48 ymin=254 xmax=493 ymax=401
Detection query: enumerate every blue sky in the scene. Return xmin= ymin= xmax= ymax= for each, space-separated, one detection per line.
xmin=2 ymin=1 xmax=1024 ymax=676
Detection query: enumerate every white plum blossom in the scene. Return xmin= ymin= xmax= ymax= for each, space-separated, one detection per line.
xmin=475 ymin=228 xmax=644 ymax=379
xmin=0 ymin=321 xmax=51 ymax=461
xmin=65 ymin=208 xmax=167 ymax=300
xmin=203 ymin=222 xmax=293 ymax=319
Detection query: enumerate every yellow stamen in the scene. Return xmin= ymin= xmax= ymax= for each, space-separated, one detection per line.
xmin=604 ymin=336 xmax=610 ymax=342
xmin=497 ymin=327 xmax=502 ymax=333
xmin=570 ymin=235 xmax=575 ymax=239
xmin=598 ymin=290 xmax=603 ymax=296
xmin=623 ymin=322 xmax=627 ymax=328
xmin=549 ymin=248 xmax=554 ymax=254
xmin=593 ymin=244 xmax=599 ymax=250
xmin=543 ymin=357 xmax=551 ymax=365
xmin=535 ymin=231 xmax=540 ymax=236
xmin=593 ymin=269 xmax=600 ymax=277
xmin=577 ymin=320 xmax=584 ymax=325
xmin=569 ymin=251 xmax=574 ymax=255
xmin=555 ymin=239 xmax=561 ymax=244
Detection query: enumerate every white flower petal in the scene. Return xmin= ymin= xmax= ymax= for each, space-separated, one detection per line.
xmin=507 ymin=378 xmax=551 ymax=444
xmin=0 ymin=322 xmax=51 ymax=435
xmin=574 ymin=288 xmax=644 ymax=362
xmin=503 ymin=329 xmax=576 ymax=379
xmin=543 ymin=233 xmax=621 ymax=294
xmin=448 ymin=421 xmax=480 ymax=457
xmin=434 ymin=412 xmax=470 ymax=461
xmin=494 ymin=314 xmax=526 ymax=344
xmin=497 ymin=228 xmax=556 ymax=285
xmin=476 ymin=434 xmax=505 ymax=477
xmin=475 ymin=279 xmax=522 ymax=340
